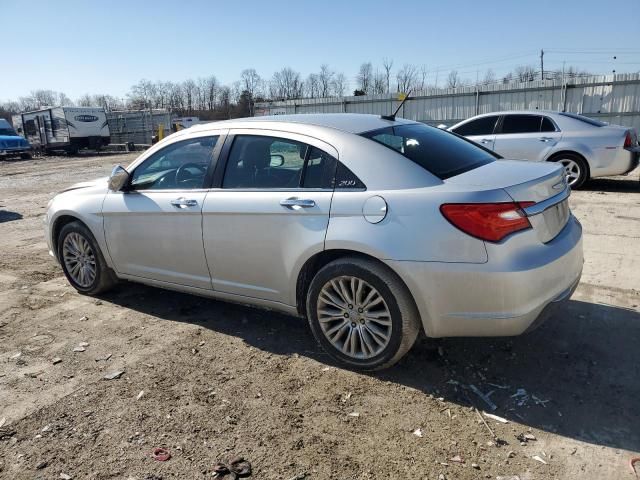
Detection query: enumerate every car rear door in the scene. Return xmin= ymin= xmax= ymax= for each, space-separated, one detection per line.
xmin=201 ymin=130 xmax=337 ymax=306
xmin=102 ymin=134 xmax=222 ymax=290
xmin=450 ymin=115 xmax=499 ymax=150
xmin=493 ymin=114 xmax=562 ymax=161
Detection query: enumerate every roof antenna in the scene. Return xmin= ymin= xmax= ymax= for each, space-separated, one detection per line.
xmin=381 ymin=91 xmax=411 ymax=121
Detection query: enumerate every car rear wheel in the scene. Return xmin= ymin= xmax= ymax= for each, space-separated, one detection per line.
xmin=306 ymin=257 xmax=420 ymax=371
xmin=553 ymin=153 xmax=588 ymax=189
xmin=58 ymin=221 xmax=117 ymax=295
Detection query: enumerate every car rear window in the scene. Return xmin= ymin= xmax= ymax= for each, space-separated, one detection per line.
xmin=559 ymin=112 xmax=607 ymax=127
xmin=361 ymin=123 xmax=497 ymax=179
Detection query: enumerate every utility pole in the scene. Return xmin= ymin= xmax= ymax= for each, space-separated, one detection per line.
xmin=540 ymin=49 xmax=545 ymax=80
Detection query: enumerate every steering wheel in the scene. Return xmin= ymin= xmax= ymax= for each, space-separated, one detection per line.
xmin=175 ymin=162 xmax=207 ymax=185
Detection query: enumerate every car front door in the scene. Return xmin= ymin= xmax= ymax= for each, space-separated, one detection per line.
xmin=201 ymin=131 xmax=337 ymax=306
xmin=492 ymin=114 xmax=562 ymax=161
xmin=450 ymin=115 xmax=499 ymax=150
xmin=102 ymin=134 xmax=221 ymax=290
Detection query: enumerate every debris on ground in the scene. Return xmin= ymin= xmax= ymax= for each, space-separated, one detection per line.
xmin=449 ymin=455 xmax=464 ymax=463
xmin=511 ymin=388 xmax=529 ymax=406
xmin=72 ymin=346 xmax=85 ymax=353
xmin=347 ymin=412 xmax=360 ymax=417
xmin=151 ymin=447 xmax=171 ymax=461
xmin=59 ymin=473 xmax=73 ymax=479
xmin=78 ymin=342 xmax=89 ymax=347
xmin=52 ymin=357 xmax=62 ymax=364
xmin=95 ymin=353 xmax=112 ymax=362
xmin=483 ymin=412 xmax=508 ymax=424
xmin=472 ymin=463 xmax=480 ymax=469
xmin=532 ymin=455 xmax=548 ymax=464
xmin=470 ymin=384 xmax=497 ymax=411
xmin=136 ymin=390 xmax=145 ymax=400
xmin=412 ymin=428 xmax=423 ymax=437
xmin=0 ymin=418 xmax=5 ymax=428
xmin=213 ymin=456 xmax=252 ymax=478
xmin=103 ymin=370 xmax=125 ymax=380
xmin=36 ymin=460 xmax=48 ymax=469
xmin=630 ymin=456 xmax=640 ymax=477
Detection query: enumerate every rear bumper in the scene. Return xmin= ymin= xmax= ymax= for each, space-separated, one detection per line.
xmin=592 ymin=147 xmax=639 ymax=177
xmin=388 ymin=215 xmax=583 ymax=338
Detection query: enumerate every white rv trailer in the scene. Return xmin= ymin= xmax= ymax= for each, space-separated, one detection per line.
xmin=12 ymin=107 xmax=110 ymax=154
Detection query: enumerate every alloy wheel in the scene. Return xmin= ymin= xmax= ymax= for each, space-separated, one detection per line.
xmin=559 ymin=158 xmax=581 ymax=186
xmin=62 ymin=232 xmax=96 ymax=288
xmin=316 ymin=275 xmax=392 ymax=359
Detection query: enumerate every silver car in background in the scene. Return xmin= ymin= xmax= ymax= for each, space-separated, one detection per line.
xmin=44 ymin=114 xmax=583 ymax=370
xmin=449 ymin=111 xmax=640 ymax=188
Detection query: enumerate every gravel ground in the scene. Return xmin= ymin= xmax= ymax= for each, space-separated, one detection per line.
xmin=0 ymin=152 xmax=639 ymax=480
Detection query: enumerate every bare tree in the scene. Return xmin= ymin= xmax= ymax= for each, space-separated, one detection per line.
xmin=318 ymin=64 xmax=334 ymax=97
xmin=418 ymin=65 xmax=428 ymax=91
xmin=356 ymin=62 xmax=373 ymax=94
xmin=372 ymin=70 xmax=387 ymax=94
xmin=241 ymin=68 xmax=262 ymax=114
xmin=446 ymin=70 xmax=461 ymax=88
xmin=182 ymin=79 xmax=197 ymax=113
xmin=270 ymin=68 xmax=303 ymax=100
xmin=305 ymin=73 xmax=320 ymax=98
xmin=514 ymin=65 xmax=536 ymax=82
xmin=332 ymin=73 xmax=348 ymax=96
xmin=502 ymin=72 xmax=514 ymax=84
xmin=483 ymin=69 xmax=496 ymax=85
xmin=204 ymin=76 xmax=219 ymax=111
xmin=396 ymin=64 xmax=418 ymax=93
xmin=382 ymin=58 xmax=394 ymax=93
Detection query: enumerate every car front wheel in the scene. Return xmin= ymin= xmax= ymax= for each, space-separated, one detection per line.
xmin=57 ymin=221 xmax=117 ymax=295
xmin=306 ymin=257 xmax=420 ymax=371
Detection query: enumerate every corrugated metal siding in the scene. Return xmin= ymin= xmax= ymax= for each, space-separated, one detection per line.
xmin=256 ymin=73 xmax=640 ymax=131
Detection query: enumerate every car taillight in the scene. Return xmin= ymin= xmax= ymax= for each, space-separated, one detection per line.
xmin=623 ymin=131 xmax=633 ymax=148
xmin=440 ymin=202 xmax=535 ymax=242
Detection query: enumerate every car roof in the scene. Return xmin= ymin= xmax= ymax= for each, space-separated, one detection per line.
xmin=188 ymin=113 xmax=417 ymax=135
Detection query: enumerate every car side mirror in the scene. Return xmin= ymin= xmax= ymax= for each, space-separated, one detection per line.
xmin=108 ymin=165 xmax=130 ymax=191
xmin=270 ymin=154 xmax=285 ymax=167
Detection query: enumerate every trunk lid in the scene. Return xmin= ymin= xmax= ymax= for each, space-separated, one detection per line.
xmin=447 ymin=159 xmax=570 ymax=243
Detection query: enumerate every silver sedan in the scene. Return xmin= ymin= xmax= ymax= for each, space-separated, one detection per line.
xmin=449 ymin=110 xmax=640 ymax=188
xmin=44 ymin=114 xmax=583 ymax=370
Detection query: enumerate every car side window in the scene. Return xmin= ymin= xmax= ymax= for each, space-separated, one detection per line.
xmin=303 ymin=147 xmax=337 ymax=189
xmin=500 ymin=115 xmax=543 ymax=134
xmin=541 ymin=117 xmax=557 ymax=132
xmin=129 ymin=136 xmax=218 ymax=191
xmin=452 ymin=116 xmax=499 ymax=136
xmin=223 ymin=135 xmax=338 ymax=189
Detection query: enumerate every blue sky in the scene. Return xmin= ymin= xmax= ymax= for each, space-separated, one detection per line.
xmin=2 ymin=0 xmax=640 ymax=101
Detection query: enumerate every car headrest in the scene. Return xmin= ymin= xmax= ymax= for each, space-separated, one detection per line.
xmin=241 ymin=139 xmax=272 ymax=170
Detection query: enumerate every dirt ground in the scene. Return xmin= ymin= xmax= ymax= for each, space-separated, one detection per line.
xmin=0 ymin=152 xmax=638 ymax=480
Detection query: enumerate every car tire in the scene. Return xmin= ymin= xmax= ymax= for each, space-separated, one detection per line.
xmin=551 ymin=153 xmax=589 ymax=189
xmin=20 ymin=153 xmax=32 ymax=160
xmin=57 ymin=221 xmax=117 ymax=295
xmin=306 ymin=257 xmax=420 ymax=371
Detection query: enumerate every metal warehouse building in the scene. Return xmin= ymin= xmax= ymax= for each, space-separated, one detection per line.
xmin=255 ymin=73 xmax=640 ymax=131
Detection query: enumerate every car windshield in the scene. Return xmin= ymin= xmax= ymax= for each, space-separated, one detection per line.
xmin=361 ymin=123 xmax=497 ymax=179
xmin=559 ymin=112 xmax=607 ymax=127
xmin=0 ymin=128 xmax=17 ymax=136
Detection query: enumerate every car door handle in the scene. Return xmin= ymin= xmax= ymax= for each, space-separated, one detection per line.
xmin=170 ymin=197 xmax=198 ymax=208
xmin=480 ymin=138 xmax=492 ymax=144
xmin=280 ymin=197 xmax=316 ymax=209
xmin=539 ymin=137 xmax=553 ymax=142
